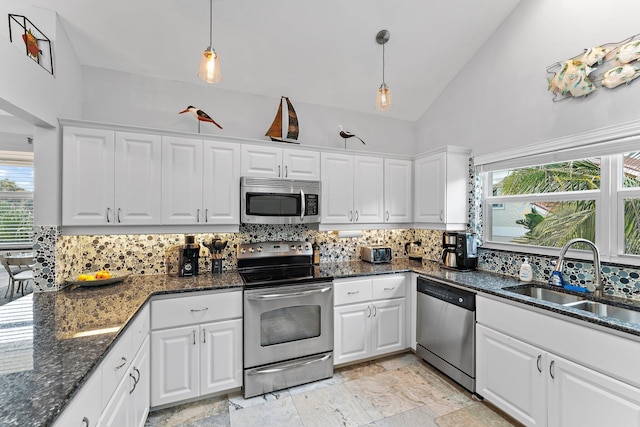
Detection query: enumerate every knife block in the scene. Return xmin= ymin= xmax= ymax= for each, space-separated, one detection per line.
xmin=212 ymin=254 xmax=223 ymax=274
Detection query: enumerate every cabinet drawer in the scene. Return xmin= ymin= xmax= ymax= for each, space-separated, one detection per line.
xmin=101 ymin=329 xmax=133 ymax=411
xmin=334 ymin=278 xmax=372 ymax=305
xmin=151 ymin=290 xmax=242 ymax=330
xmin=372 ymin=275 xmax=405 ymax=300
xmin=130 ymin=303 xmax=150 ymax=353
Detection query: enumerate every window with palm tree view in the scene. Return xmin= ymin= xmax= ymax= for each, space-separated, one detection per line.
xmin=485 ymin=151 xmax=640 ymax=258
xmin=0 ymin=155 xmax=34 ymax=249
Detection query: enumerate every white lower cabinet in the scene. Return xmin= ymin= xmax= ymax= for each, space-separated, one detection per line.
xmin=150 ymin=291 xmax=243 ymax=407
xmin=52 ymin=369 xmax=102 ymax=427
xmin=334 ymin=275 xmax=406 ymax=365
xmin=477 ymin=296 xmax=640 ymax=427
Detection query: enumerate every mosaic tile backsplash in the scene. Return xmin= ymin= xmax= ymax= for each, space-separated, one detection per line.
xmin=55 ymin=226 xmax=445 ymax=287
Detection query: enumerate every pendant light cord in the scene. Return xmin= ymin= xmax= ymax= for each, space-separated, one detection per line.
xmin=382 ymin=42 xmax=386 ymax=85
xmin=209 ymin=0 xmax=213 ymax=49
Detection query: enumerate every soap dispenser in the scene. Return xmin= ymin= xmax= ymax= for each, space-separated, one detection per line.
xmin=519 ymin=258 xmax=533 ymax=282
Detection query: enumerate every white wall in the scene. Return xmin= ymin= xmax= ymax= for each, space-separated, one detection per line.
xmin=81 ymin=67 xmax=417 ymax=156
xmin=416 ymin=0 xmax=640 ymax=157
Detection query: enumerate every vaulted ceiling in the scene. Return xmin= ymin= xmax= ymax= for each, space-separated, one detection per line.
xmin=29 ymin=0 xmax=521 ymax=121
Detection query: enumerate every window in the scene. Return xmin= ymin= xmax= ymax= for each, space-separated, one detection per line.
xmin=0 ymin=151 xmax=34 ymax=248
xmin=480 ymin=145 xmax=640 ymax=264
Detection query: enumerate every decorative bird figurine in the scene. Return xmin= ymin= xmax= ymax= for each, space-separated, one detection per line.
xmin=179 ymin=106 xmax=223 ymax=130
xmin=338 ymin=125 xmax=365 ymax=145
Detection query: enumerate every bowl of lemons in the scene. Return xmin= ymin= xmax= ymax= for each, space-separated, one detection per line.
xmin=67 ymin=270 xmax=129 ymax=287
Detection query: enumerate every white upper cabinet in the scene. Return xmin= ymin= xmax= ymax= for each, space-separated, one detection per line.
xmin=162 ymin=136 xmax=240 ymax=225
xmin=383 ymin=158 xmax=412 ymax=223
xmin=414 ymin=148 xmax=469 ymax=228
xmin=63 ymin=127 xmax=161 ymax=226
xmin=321 ymin=153 xmax=383 ymax=224
xmin=241 ymin=145 xmax=320 ymax=180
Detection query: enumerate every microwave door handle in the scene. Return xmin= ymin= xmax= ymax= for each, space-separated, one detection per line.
xmin=300 ymin=189 xmax=305 ymax=221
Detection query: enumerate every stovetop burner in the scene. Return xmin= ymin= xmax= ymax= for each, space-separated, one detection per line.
xmin=237 ymin=241 xmax=331 ymax=288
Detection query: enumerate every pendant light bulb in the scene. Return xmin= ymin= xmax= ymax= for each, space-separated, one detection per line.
xmin=199 ymin=47 xmax=221 ymax=83
xmin=375 ymin=29 xmax=391 ymax=112
xmin=377 ymin=83 xmax=391 ymax=111
xmin=198 ymin=0 xmax=221 ymax=83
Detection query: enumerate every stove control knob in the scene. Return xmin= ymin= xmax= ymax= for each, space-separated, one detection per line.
xmin=257 ymin=246 xmax=263 ymax=252
xmin=298 ymin=245 xmax=303 ymax=250
xmin=240 ymin=248 xmax=246 ymax=254
xmin=304 ymin=244 xmax=310 ymax=250
xmin=290 ymin=245 xmax=296 ymax=250
xmin=249 ymin=248 xmax=254 ymax=253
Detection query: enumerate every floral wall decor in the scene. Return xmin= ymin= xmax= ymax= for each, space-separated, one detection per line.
xmin=8 ymin=14 xmax=54 ymax=75
xmin=547 ymin=33 xmax=640 ymax=101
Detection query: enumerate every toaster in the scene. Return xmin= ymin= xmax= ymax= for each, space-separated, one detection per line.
xmin=361 ymin=246 xmax=393 ymax=264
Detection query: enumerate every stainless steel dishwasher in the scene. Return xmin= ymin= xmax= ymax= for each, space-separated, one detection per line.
xmin=416 ymin=276 xmax=476 ymax=393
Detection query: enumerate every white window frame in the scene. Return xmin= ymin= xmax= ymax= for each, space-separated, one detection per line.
xmin=0 ymin=151 xmax=34 ymax=249
xmin=475 ymin=120 xmax=640 ymax=266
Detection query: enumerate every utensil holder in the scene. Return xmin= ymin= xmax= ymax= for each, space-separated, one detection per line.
xmin=212 ymin=254 xmax=223 ymax=274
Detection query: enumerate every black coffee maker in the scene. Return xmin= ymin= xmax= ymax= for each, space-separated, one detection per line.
xmin=455 ymin=232 xmax=478 ymax=271
xmin=179 ymin=235 xmax=200 ymax=277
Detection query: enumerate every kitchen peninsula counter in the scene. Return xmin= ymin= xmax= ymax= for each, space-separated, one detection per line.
xmin=4 ymin=260 xmax=640 ymax=426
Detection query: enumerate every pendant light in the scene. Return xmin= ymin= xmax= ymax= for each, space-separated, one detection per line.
xmin=198 ymin=0 xmax=221 ymax=83
xmin=376 ymin=29 xmax=391 ymax=111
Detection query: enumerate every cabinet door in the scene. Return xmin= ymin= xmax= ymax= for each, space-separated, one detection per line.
xmin=241 ymin=145 xmax=282 ymax=178
xmin=131 ymin=337 xmax=150 ymax=427
xmin=114 ymin=132 xmax=162 ymax=225
xmin=282 ymin=149 xmax=320 ymax=180
xmin=161 ymin=136 xmax=203 ymax=224
xmin=202 ymin=140 xmax=240 ymax=224
xmin=200 ymin=319 xmax=243 ymax=395
xmin=371 ymin=299 xmax=405 ymax=356
xmin=414 ymin=152 xmax=445 ymax=223
xmin=151 ymin=326 xmax=199 ymax=406
xmin=99 ymin=369 xmax=133 ymax=427
xmin=476 ymin=325 xmax=546 ymax=427
xmin=334 ymin=302 xmax=371 ymax=365
xmin=548 ymin=355 xmax=640 ymax=427
xmin=52 ymin=370 xmax=102 ymax=427
xmin=384 ymin=158 xmax=412 ymax=223
xmin=321 ymin=152 xmax=354 ymax=223
xmin=353 ymin=156 xmax=384 ymax=223
xmin=62 ymin=127 xmax=115 ymax=225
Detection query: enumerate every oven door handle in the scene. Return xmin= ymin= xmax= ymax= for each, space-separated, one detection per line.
xmin=247 ymin=353 xmax=332 ymax=375
xmin=246 ymin=286 xmax=332 ymax=300
xmin=300 ymin=189 xmax=305 ymax=222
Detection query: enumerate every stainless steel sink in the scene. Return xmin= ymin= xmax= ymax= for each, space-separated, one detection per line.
xmin=504 ymin=285 xmax=586 ymax=305
xmin=564 ymin=300 xmax=640 ymax=324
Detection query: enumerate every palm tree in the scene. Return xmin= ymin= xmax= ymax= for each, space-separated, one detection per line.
xmin=497 ymin=159 xmax=640 ymax=253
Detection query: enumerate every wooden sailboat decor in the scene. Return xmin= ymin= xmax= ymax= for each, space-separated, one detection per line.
xmin=265 ymin=96 xmax=299 ymax=143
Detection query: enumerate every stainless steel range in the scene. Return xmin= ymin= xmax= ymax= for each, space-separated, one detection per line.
xmin=238 ymin=241 xmax=334 ymax=398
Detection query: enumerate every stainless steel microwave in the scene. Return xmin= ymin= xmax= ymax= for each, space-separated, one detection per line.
xmin=240 ymin=177 xmax=321 ymax=224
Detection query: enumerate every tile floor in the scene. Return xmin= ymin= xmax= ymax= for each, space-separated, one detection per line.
xmin=145 ymin=352 xmax=520 ymax=427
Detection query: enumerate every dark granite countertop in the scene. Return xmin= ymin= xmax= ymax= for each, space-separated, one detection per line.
xmin=3 ymin=260 xmax=640 ymax=426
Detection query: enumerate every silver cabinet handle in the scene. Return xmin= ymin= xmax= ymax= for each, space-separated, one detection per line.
xmin=347 ymin=291 xmax=359 ymax=295
xmin=537 ymin=355 xmax=542 ymax=373
xmin=190 ymin=308 xmax=209 ymax=313
xmin=193 ymin=330 xmax=196 ymax=345
xmin=300 ymin=189 xmax=306 ymax=221
xmin=81 ymin=417 xmax=90 ymax=427
xmin=549 ymin=360 xmax=555 ymax=379
xmin=129 ymin=372 xmax=137 ymax=394
xmin=285 ymin=165 xmax=288 ymax=178
xmin=205 ymin=209 xmax=208 ymax=223
xmin=355 ymin=211 xmax=359 ymax=221
xmin=367 ymin=306 xmax=371 ymax=317
xmin=349 ymin=210 xmax=353 ymax=221
xmin=247 ymin=286 xmax=332 ymax=300
xmin=248 ymin=353 xmax=332 ymax=375
xmin=133 ymin=367 xmax=140 ymax=383
xmin=197 ymin=208 xmax=200 ymax=223
xmin=384 ymin=287 xmax=395 ymax=291
xmin=439 ymin=210 xmax=444 ymax=221
xmin=278 ymin=165 xmax=281 ymax=177
xmin=202 ymin=328 xmax=206 ymax=344
xmin=386 ymin=210 xmax=390 ymax=221
xmin=106 ymin=207 xmax=111 ymax=223
xmin=114 ymin=357 xmax=127 ymax=371
xmin=117 ymin=208 xmax=122 ymax=223
xmin=373 ymin=305 xmax=377 ymax=317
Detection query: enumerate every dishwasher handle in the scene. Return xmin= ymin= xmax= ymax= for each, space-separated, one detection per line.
xmin=417 ymin=277 xmax=475 ymax=311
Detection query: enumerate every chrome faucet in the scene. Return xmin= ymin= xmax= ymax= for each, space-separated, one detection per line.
xmin=554 ymin=238 xmax=603 ymax=297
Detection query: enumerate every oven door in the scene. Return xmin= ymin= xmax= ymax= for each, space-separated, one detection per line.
xmin=244 ymin=281 xmax=333 ymax=368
